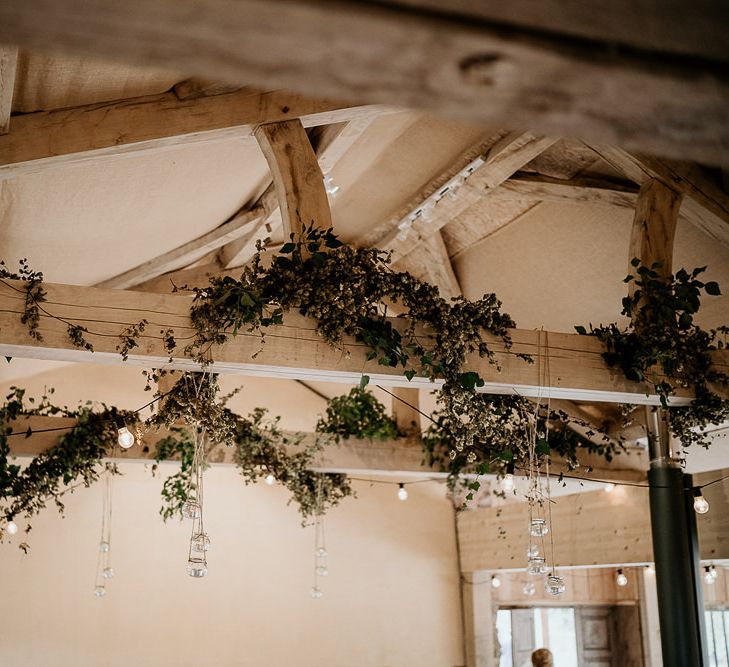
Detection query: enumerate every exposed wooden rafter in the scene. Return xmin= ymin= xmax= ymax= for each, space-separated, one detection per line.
xmin=1 ymin=279 xmax=724 ymax=405
xmin=0 ymin=86 xmax=390 ymax=180
xmin=586 ymin=145 xmax=729 ymax=248
xmin=628 ymin=179 xmax=682 ymax=291
xmin=1 ymin=1 xmax=728 ymax=165
xmin=254 ymin=119 xmax=331 ymax=239
xmin=493 ymin=173 xmax=640 ymax=208
xmin=100 ymin=116 xmax=375 ymax=289
xmin=362 ymin=132 xmax=557 ymax=264
xmin=218 ymin=116 xmax=376 ymax=269
xmin=96 ymin=187 xmax=278 ymax=290
xmin=395 ymin=230 xmax=462 ymax=301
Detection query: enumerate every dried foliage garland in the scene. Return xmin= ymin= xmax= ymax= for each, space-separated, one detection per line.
xmin=150 ymin=374 xmax=353 ymax=523
xmin=577 ymin=261 xmax=729 ymax=448
xmin=422 ymin=394 xmax=621 ymax=492
xmin=182 ymin=226 xmax=530 ymax=467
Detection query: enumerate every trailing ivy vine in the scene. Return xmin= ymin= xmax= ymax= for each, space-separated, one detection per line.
xmin=576 ymin=260 xmax=729 ymax=448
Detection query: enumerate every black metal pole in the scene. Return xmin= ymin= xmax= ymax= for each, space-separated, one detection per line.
xmin=647 ymin=408 xmax=707 ymax=667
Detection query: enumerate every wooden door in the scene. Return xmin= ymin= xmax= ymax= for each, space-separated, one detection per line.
xmin=512 ymin=608 xmax=536 ymax=667
xmin=576 ymin=607 xmax=612 ymax=666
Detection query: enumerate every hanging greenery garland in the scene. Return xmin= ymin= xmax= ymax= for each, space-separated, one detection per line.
xmin=149 ymin=374 xmax=354 ymax=523
xmin=422 ymin=393 xmax=621 ymax=492
xmin=182 ymin=225 xmax=531 ymax=467
xmin=576 ymin=260 xmax=729 ymax=448
xmin=316 ymin=386 xmax=400 ymax=442
xmin=0 ymin=387 xmax=133 ymax=548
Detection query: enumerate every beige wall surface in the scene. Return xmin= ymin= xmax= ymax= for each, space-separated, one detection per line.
xmin=0 ymin=466 xmax=463 ymax=667
xmin=0 ymin=365 xmax=464 ymax=667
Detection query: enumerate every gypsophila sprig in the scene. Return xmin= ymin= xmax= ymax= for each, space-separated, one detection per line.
xmin=576 ymin=260 xmax=729 ymax=448
xmin=423 ymin=394 xmax=623 ymax=491
xmin=147 ymin=372 xmax=238 ymax=446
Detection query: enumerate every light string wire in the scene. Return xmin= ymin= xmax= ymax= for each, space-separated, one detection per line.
xmin=2 ymin=278 xmax=727 ymax=493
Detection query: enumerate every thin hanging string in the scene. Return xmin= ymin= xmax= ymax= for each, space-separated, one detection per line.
xmin=312 ymin=473 xmax=327 ymax=596
xmin=94 ymin=455 xmax=114 ymax=593
xmin=542 ymin=331 xmax=558 ymax=577
xmin=186 ymin=370 xmax=209 ymax=568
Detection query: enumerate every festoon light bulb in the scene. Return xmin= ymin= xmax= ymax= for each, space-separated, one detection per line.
xmin=397 ymin=483 xmax=408 ymax=501
xmin=502 ymin=462 xmax=515 ymax=492
xmin=704 ymin=566 xmax=716 ymax=585
xmin=616 ymin=569 xmax=628 ymax=587
xmin=491 ymin=574 xmax=501 ymax=589
xmin=264 ymin=473 xmax=276 ymax=486
xmin=693 ymin=488 xmax=709 ymax=514
xmin=5 ymin=520 xmax=18 ymax=535
xmin=117 ymin=426 xmax=135 ymax=449
xmin=604 ymin=483 xmax=616 ymax=493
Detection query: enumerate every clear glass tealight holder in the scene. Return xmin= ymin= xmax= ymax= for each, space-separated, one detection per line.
xmin=527 ymin=556 xmax=547 ymax=576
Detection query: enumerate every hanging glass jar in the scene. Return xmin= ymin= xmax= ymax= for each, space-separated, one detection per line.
xmin=527 ymin=556 xmax=548 ymax=576
xmin=545 ymin=575 xmax=566 ymax=595
xmin=530 ymin=518 xmax=549 ymax=537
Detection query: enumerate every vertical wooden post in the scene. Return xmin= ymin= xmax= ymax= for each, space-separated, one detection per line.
xmin=254 ymin=119 xmax=332 ymax=240
xmin=629 ymin=178 xmax=707 ymax=666
xmin=0 ymin=47 xmax=17 ymax=136
xmin=391 ymin=387 xmax=421 ymax=436
xmin=461 ymin=570 xmax=497 ymax=667
xmin=627 ymin=178 xmax=681 ymax=292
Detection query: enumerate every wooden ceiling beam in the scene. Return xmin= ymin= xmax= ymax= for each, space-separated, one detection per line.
xmin=1 ymin=279 xmax=722 ymax=405
xmin=5 ymin=415 xmax=646 ymax=483
xmin=254 ymin=119 xmax=331 ymax=239
xmin=1 ymin=1 xmax=728 ymax=166
xmin=586 ymin=145 xmax=729 ymax=248
xmin=493 ymin=173 xmax=640 ymax=208
xmin=0 ymin=85 xmax=390 ymax=180
xmin=96 ymin=188 xmax=278 ymax=290
xmin=133 ymin=261 xmax=237 ymax=293
xmin=104 ymin=117 xmax=371 ymax=289
xmin=395 ymin=230 xmax=462 ymax=301
xmin=219 ymin=117 xmax=376 ymax=269
xmin=362 ymin=132 xmax=557 ymax=264
xmin=5 ymin=415 xmax=434 ymax=477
